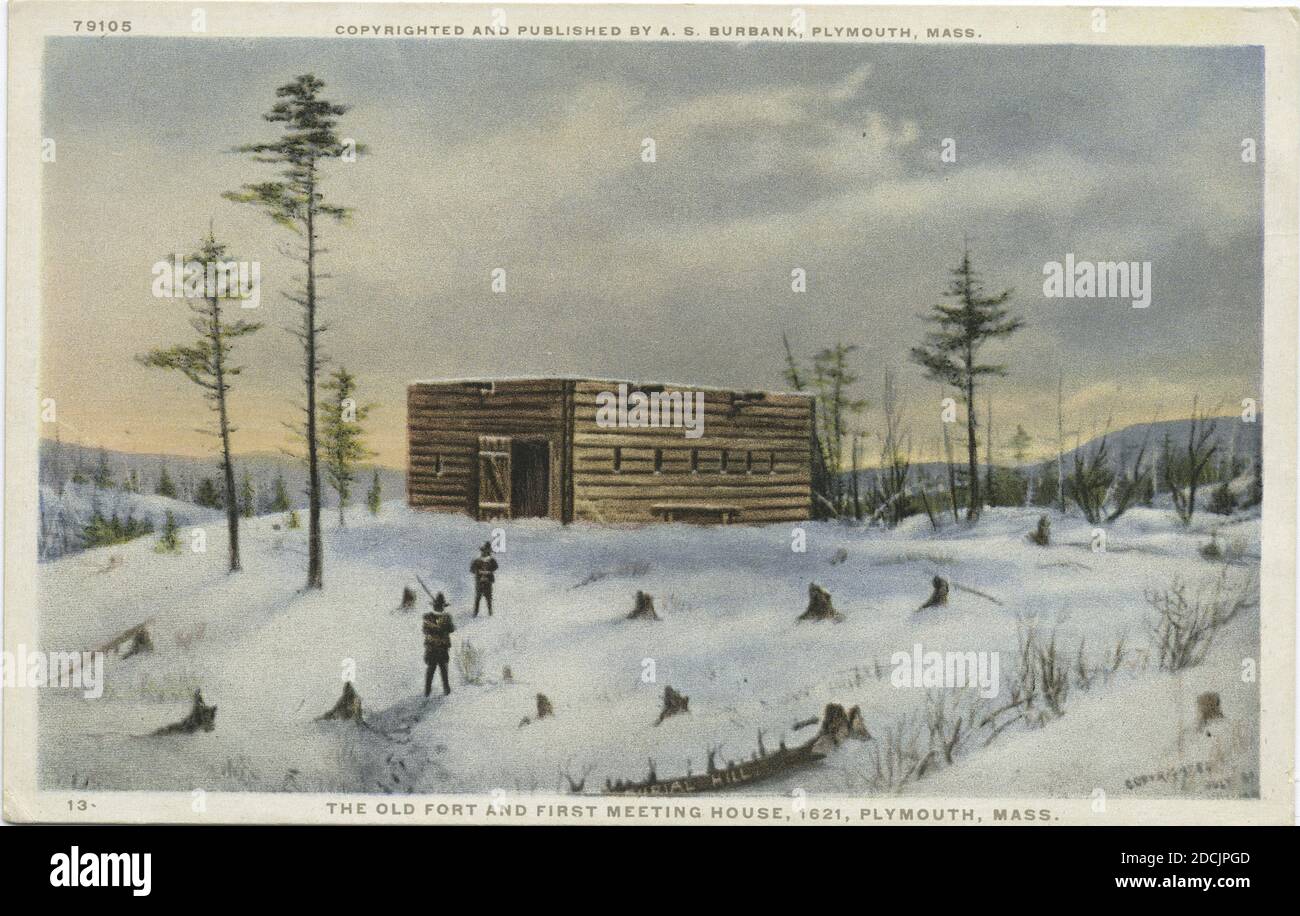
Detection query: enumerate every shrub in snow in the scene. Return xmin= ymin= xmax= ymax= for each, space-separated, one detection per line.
xmin=155 ymin=511 xmax=180 ymax=553
xmin=1209 ymin=480 xmax=1236 ymax=516
xmin=83 ymin=508 xmax=154 ymax=547
xmin=456 ymin=639 xmax=485 ymax=686
xmin=1147 ymin=571 xmax=1256 ymax=672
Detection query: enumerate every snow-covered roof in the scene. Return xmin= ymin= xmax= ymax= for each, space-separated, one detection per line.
xmin=407 ymin=375 xmax=813 ymax=398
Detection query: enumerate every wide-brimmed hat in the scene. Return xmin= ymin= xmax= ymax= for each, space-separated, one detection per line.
xmin=431 ymin=592 xmax=449 ymax=610
xmin=480 ymin=541 xmax=493 ymax=554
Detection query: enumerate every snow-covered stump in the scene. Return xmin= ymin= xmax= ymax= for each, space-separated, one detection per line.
xmin=1027 ymin=515 xmax=1051 ymax=547
xmin=654 ymin=686 xmax=690 ymax=725
xmin=521 ymin=693 xmax=555 ymax=727
xmin=918 ymin=576 xmax=949 ymax=610
xmin=153 ymin=689 xmax=217 ymax=736
xmin=811 ymin=702 xmax=871 ymax=755
xmin=627 ymin=590 xmax=659 ymax=620
xmin=1197 ymin=692 xmax=1224 ymax=728
xmin=798 ymin=583 xmax=843 ymax=621
xmin=318 ymin=681 xmax=363 ymax=722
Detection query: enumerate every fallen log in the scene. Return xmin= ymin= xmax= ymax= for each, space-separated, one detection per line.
xmin=92 ymin=618 xmax=157 ymax=658
xmin=949 ymin=581 xmax=1004 ymax=606
xmin=603 ymin=734 xmax=826 ymax=796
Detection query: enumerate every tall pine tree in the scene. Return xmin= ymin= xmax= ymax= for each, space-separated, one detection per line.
xmin=226 ymin=74 xmax=364 ymax=588
xmin=911 ymin=248 xmax=1023 ymax=521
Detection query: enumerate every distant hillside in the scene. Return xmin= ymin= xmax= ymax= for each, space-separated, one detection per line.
xmin=1044 ymin=414 xmax=1260 ymax=476
xmin=846 ymin=414 xmax=1261 ymax=491
xmin=39 ymin=440 xmax=407 ymax=514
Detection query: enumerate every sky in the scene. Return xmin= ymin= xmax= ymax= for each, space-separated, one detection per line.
xmin=39 ymin=37 xmax=1264 ymax=467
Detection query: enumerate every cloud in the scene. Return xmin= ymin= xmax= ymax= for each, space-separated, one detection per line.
xmin=38 ymin=41 xmax=1264 ymax=466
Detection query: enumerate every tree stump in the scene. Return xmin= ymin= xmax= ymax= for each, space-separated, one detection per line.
xmin=121 ymin=626 xmax=154 ymax=659
xmin=919 ymin=576 xmax=949 ymax=610
xmin=1027 ymin=515 xmax=1051 ymax=547
xmin=153 ymin=689 xmax=217 ymax=736
xmin=318 ymin=681 xmax=363 ymax=722
xmin=846 ymin=705 xmax=871 ymax=740
xmin=1196 ymin=692 xmax=1224 ymax=728
xmin=627 ymin=591 xmax=660 ymax=620
xmin=798 ymin=583 xmax=843 ymax=621
xmin=536 ymin=693 xmax=554 ymax=719
xmin=819 ymin=703 xmax=851 ymax=742
xmin=654 ymin=686 xmax=690 ymax=725
xmin=811 ymin=703 xmax=871 ymax=754
xmin=400 ymin=586 xmax=417 ymax=610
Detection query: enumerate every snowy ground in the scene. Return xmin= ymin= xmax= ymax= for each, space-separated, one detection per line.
xmin=36 ymin=500 xmax=1260 ymax=799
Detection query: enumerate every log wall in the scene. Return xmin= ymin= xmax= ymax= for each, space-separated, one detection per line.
xmin=569 ymin=380 xmax=813 ymax=524
xmin=407 ymin=380 xmax=569 ymax=519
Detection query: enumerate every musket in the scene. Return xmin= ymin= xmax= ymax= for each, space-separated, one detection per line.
xmin=414 ymin=574 xmax=438 ymax=604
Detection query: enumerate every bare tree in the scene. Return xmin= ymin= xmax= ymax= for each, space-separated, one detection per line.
xmin=1163 ymin=398 xmax=1219 ymax=525
xmin=878 ymin=368 xmax=912 ymax=528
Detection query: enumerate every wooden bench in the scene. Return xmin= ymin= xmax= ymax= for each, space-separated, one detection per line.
xmin=650 ymin=503 xmax=741 ymax=524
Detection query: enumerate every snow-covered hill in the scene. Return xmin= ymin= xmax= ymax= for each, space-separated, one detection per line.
xmin=36 ymin=502 xmax=1260 ymax=799
xmin=38 ymin=482 xmax=223 ymax=561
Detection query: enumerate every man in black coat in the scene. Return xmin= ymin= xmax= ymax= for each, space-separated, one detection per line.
xmin=422 ymin=593 xmax=455 ymax=697
xmin=471 ymin=541 xmax=499 ymax=617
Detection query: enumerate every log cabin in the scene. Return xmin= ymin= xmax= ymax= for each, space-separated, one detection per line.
xmin=407 ymin=377 xmax=814 ymax=524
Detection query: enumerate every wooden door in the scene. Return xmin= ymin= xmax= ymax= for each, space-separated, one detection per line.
xmin=477 ymin=435 xmax=511 ymax=520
